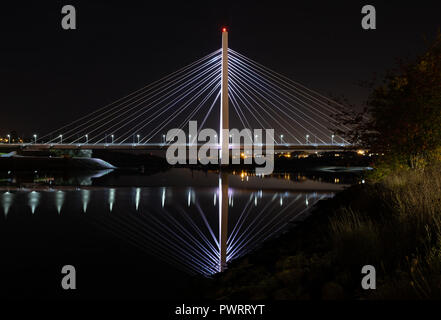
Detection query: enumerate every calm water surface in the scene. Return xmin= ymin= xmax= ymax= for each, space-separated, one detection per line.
xmin=0 ymin=168 xmax=360 ymax=299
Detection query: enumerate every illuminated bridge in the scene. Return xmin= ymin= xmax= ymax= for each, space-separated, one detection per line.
xmin=1 ymin=28 xmax=357 ymax=155
xmin=1 ymin=29 xmax=363 ymax=276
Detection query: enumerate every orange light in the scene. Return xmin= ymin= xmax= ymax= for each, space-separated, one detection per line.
xmin=222 ymin=27 xmax=227 ymax=32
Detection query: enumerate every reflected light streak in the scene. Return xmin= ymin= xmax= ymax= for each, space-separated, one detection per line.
xmin=135 ymin=188 xmax=141 ymax=211
xmin=187 ymin=189 xmax=191 ymax=207
xmin=108 ymin=188 xmax=116 ymax=212
xmin=55 ymin=190 xmax=65 ymax=214
xmin=82 ymin=189 xmax=90 ymax=213
xmin=2 ymin=192 xmax=14 ymax=217
xmin=161 ymin=187 xmax=166 ymax=208
xmin=28 ymin=191 xmax=40 ymax=214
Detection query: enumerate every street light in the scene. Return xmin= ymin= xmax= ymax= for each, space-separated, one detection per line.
xmin=7 ymin=134 xmax=10 ymax=144
xmin=111 ymin=134 xmax=114 ymax=144
xmin=280 ymin=134 xmax=284 ymax=144
xmin=331 ymin=134 xmax=335 ymax=145
xmin=59 ymin=134 xmax=63 ymax=144
xmin=33 ymin=134 xmax=37 ymax=144
xmin=306 ymin=134 xmax=309 ymax=144
xmin=137 ymin=134 xmax=140 ymax=144
xmin=85 ymin=134 xmax=88 ymax=144
xmin=162 ymin=134 xmax=166 ymax=144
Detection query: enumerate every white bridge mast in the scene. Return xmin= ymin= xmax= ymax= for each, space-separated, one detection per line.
xmin=220 ymin=27 xmax=229 ymax=164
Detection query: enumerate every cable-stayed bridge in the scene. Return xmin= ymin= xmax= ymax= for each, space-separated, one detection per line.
xmin=2 ymin=29 xmax=354 ymax=154
xmin=0 ymin=30 xmax=360 ymax=276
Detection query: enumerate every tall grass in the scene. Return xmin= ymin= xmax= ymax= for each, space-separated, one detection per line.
xmin=329 ymin=164 xmax=441 ymax=298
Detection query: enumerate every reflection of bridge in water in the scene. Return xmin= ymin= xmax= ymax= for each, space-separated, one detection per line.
xmin=1 ymin=173 xmax=334 ymax=276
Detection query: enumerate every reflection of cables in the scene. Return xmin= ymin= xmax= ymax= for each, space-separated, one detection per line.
xmin=227 ymin=194 xmax=302 ymax=260
xmin=228 ymin=196 xmax=304 ymax=260
xmin=194 ymin=203 xmax=220 ymax=251
xmin=96 ymin=213 xmax=208 ymax=275
xmin=226 ymin=196 xmax=253 ymax=248
xmin=3 ymin=188 xmax=335 ymax=277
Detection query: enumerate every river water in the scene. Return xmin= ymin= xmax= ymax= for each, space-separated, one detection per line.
xmin=0 ymin=168 xmax=362 ymax=299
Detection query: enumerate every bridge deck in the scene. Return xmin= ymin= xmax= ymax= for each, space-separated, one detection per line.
xmin=0 ymin=143 xmax=356 ymax=153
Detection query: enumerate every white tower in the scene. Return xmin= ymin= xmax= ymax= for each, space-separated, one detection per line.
xmin=220 ymin=27 xmax=229 ymax=164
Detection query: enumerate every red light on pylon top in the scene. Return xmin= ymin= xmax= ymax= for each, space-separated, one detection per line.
xmin=222 ymin=27 xmax=227 ymax=33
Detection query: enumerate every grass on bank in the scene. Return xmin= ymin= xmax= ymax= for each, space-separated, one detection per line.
xmin=198 ymin=164 xmax=441 ymax=299
xmin=331 ymin=165 xmax=441 ymax=299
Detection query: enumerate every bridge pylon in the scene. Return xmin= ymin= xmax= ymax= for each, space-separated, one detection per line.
xmin=220 ymin=27 xmax=229 ymax=164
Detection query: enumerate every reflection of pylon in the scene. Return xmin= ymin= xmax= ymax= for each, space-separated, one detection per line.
xmin=219 ymin=171 xmax=229 ymax=271
xmin=220 ymin=27 xmax=229 ymax=164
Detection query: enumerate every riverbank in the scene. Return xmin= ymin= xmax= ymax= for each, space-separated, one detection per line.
xmin=0 ymin=149 xmax=172 ymax=173
xmin=0 ymin=154 xmax=115 ymax=171
xmin=193 ymin=164 xmax=441 ymax=299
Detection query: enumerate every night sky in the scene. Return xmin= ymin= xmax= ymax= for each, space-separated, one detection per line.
xmin=0 ymin=0 xmax=440 ymax=137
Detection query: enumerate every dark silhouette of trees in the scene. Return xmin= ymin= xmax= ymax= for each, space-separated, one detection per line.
xmin=338 ymin=31 xmax=441 ymax=168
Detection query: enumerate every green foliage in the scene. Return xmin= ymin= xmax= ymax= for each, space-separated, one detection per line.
xmin=354 ymin=32 xmax=441 ymax=168
xmin=365 ymin=153 xmax=411 ymax=182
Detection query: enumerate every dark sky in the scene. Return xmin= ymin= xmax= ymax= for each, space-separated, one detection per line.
xmin=0 ymin=0 xmax=440 ymax=137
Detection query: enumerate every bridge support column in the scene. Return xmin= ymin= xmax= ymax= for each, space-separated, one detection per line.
xmin=220 ymin=28 xmax=229 ymax=164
